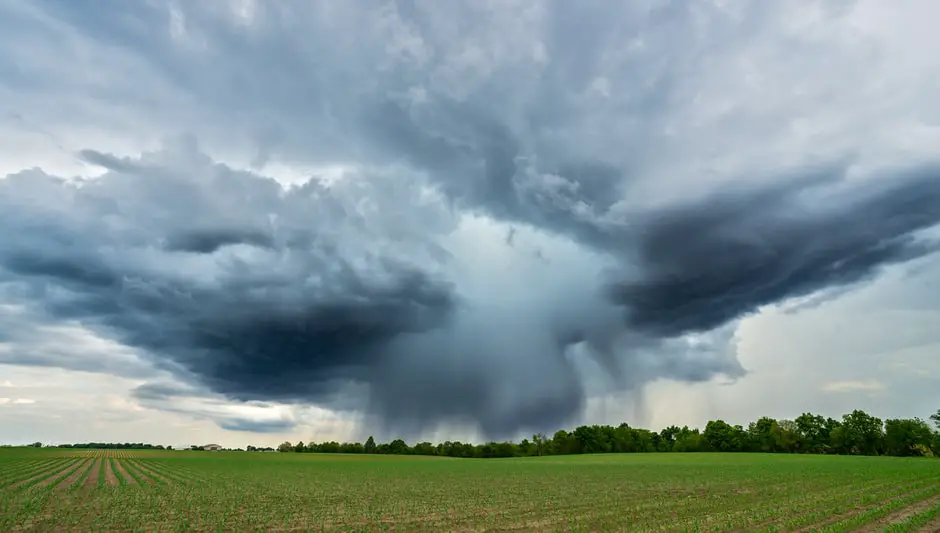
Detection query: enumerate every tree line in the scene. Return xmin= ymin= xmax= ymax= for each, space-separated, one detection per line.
xmin=274 ymin=409 xmax=940 ymax=459
xmin=54 ymin=442 xmax=172 ymax=450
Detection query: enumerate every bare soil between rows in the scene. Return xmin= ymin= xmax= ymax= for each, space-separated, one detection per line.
xmin=55 ymin=459 xmax=93 ymax=491
xmin=7 ymin=461 xmax=77 ymax=489
xmin=121 ymin=460 xmax=157 ymax=484
xmin=82 ymin=459 xmax=101 ymax=489
xmin=781 ymin=484 xmax=936 ymax=533
xmin=103 ymin=459 xmax=119 ymax=487
xmin=36 ymin=460 xmax=85 ymax=488
xmin=126 ymin=460 xmax=173 ymax=484
xmin=855 ymin=494 xmax=940 ymax=533
xmin=112 ymin=459 xmax=141 ymax=485
xmin=918 ymin=516 xmax=940 ymax=532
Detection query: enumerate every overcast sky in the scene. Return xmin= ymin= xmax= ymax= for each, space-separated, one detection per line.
xmin=2 ymin=0 xmax=939 ymax=449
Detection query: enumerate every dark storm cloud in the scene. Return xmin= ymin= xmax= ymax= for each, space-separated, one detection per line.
xmin=609 ymin=166 xmax=940 ymax=337
xmin=163 ymin=229 xmax=275 ymax=253
xmin=0 ymin=140 xmax=744 ymax=439
xmin=0 ymin=142 xmax=458 ymax=412
xmin=4 ymin=0 xmax=940 ymax=439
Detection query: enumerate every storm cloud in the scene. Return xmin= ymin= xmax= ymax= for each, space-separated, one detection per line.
xmin=2 ymin=0 xmax=940 ymax=439
xmin=609 ymin=165 xmax=940 ymax=336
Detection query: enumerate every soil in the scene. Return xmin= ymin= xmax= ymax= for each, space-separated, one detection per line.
xmin=126 ymin=460 xmax=171 ymax=484
xmin=855 ymin=494 xmax=940 ymax=533
xmin=121 ymin=460 xmax=156 ymax=484
xmin=112 ymin=459 xmax=141 ymax=485
xmin=103 ymin=458 xmax=119 ymax=487
xmin=918 ymin=516 xmax=940 ymax=532
xmin=55 ymin=459 xmax=93 ymax=491
xmin=8 ymin=460 xmax=77 ymax=489
xmin=37 ymin=460 xmax=85 ymax=487
xmin=82 ymin=459 xmax=102 ymax=489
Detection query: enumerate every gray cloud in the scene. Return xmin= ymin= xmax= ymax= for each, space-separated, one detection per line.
xmin=608 ymin=164 xmax=940 ymax=337
xmin=3 ymin=0 xmax=940 ymax=438
xmin=0 ymin=142 xmax=458 ymax=409
xmin=130 ymin=382 xmax=299 ymax=434
xmin=0 ymin=141 xmax=745 ymax=439
xmin=217 ymin=419 xmax=296 ymax=434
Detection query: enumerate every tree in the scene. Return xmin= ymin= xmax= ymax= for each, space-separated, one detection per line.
xmin=673 ymin=427 xmax=706 ymax=452
xmin=931 ymin=410 xmax=940 ymax=430
xmin=364 ymin=436 xmax=376 ymax=454
xmin=413 ymin=442 xmax=436 ymax=456
xmin=885 ymin=418 xmax=935 ymax=457
xmin=747 ymin=417 xmax=778 ymax=453
xmin=293 ymin=441 xmax=305 ymax=453
xmin=658 ymin=426 xmax=680 ymax=452
xmin=387 ymin=439 xmax=409 ymax=455
xmin=838 ymin=410 xmax=885 ymax=456
xmin=795 ymin=413 xmax=831 ymax=454
xmin=276 ymin=441 xmax=293 ymax=453
xmin=704 ymin=420 xmax=745 ymax=452
xmin=773 ymin=420 xmax=800 ymax=453
xmin=532 ymin=433 xmax=546 ymax=456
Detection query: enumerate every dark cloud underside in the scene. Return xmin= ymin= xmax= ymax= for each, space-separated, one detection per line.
xmin=2 ymin=0 xmax=940 ymax=438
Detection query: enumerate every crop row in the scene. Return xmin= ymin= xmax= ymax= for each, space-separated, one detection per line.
xmin=0 ymin=459 xmax=62 ymax=485
xmin=3 ymin=452 xmax=940 ymax=531
xmin=0 ymin=457 xmax=204 ymax=492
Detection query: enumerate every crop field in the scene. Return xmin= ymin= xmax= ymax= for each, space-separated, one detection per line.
xmin=2 ymin=450 xmax=940 ymax=532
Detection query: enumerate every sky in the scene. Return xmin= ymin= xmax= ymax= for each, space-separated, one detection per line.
xmin=1 ymin=0 xmax=939 ymax=449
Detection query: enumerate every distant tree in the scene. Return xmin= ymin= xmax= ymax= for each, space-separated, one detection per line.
xmin=518 ymin=438 xmax=532 ymax=456
xmin=387 ymin=439 xmax=409 ymax=455
xmin=840 ymin=410 xmax=885 ymax=456
xmin=658 ymin=426 xmax=680 ymax=452
xmin=532 ymin=433 xmax=547 ymax=456
xmin=673 ymin=426 xmax=706 ymax=452
xmin=551 ymin=430 xmax=578 ymax=455
xmin=885 ymin=418 xmax=935 ymax=457
xmin=747 ymin=417 xmax=778 ymax=453
xmin=413 ymin=441 xmax=436 ymax=456
xmin=572 ymin=425 xmax=606 ymax=454
xmin=774 ymin=420 xmax=800 ymax=453
xmin=795 ymin=413 xmax=829 ymax=453
xmin=244 ymin=408 xmax=940 ymax=460
xmin=704 ymin=420 xmax=745 ymax=452
xmin=30 ymin=442 xmax=42 ymax=448
xmin=319 ymin=441 xmax=342 ymax=453
xmin=339 ymin=442 xmax=364 ymax=454
xmin=931 ymin=410 xmax=940 ymax=430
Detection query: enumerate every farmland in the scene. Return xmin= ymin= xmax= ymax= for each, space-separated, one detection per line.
xmin=2 ymin=449 xmax=940 ymax=532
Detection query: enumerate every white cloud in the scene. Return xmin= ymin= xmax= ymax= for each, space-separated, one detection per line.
xmin=821 ymin=380 xmax=887 ymax=394
xmin=0 ymin=397 xmax=34 ymax=406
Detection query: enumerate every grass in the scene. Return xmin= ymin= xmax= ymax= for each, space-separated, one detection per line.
xmin=1 ymin=449 xmax=939 ymax=531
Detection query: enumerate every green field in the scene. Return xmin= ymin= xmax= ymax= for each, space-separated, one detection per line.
xmin=2 ymin=449 xmax=940 ymax=532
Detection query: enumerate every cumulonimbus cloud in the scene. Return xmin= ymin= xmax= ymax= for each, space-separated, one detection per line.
xmin=2 ymin=0 xmax=940 ymax=438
